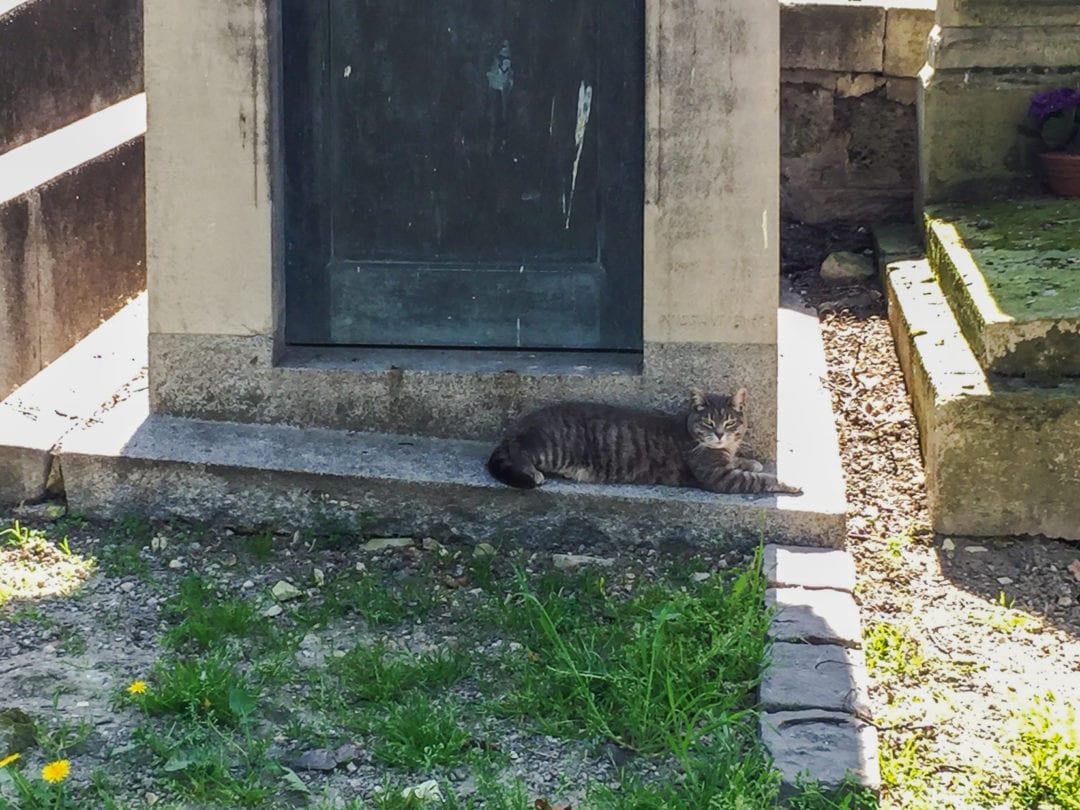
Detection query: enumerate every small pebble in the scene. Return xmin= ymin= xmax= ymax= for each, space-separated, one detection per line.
xmin=997 ymin=577 xmax=1013 ymax=585
xmin=120 ymin=582 xmax=136 ymax=593
xmin=941 ymin=538 xmax=956 ymax=552
xmin=965 ymin=546 xmax=988 ymax=553
xmin=168 ymin=559 xmax=184 ymax=569
xmin=241 ymin=580 xmax=255 ymax=589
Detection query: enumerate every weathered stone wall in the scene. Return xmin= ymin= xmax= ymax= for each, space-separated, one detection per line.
xmin=781 ymin=1 xmax=935 ymax=224
xmin=919 ymin=0 xmax=1080 ymax=204
xmin=0 ymin=0 xmax=143 ymax=154
xmin=0 ymin=0 xmax=146 ymax=396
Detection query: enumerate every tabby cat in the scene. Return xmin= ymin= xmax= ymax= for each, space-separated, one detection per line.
xmin=487 ymin=388 xmax=801 ymax=495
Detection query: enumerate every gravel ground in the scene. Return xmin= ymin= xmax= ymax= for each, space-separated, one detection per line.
xmin=785 ymin=221 xmax=1080 ymax=809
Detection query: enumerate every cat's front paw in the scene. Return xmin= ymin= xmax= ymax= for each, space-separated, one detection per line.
xmin=775 ymin=480 xmax=802 ymax=495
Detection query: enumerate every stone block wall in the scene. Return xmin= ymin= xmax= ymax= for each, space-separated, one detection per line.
xmin=781 ymin=1 xmax=935 ymax=225
xmin=0 ymin=0 xmax=146 ymax=396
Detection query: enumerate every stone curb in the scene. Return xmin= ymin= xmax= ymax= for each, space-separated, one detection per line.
xmin=760 ymin=544 xmax=880 ymax=797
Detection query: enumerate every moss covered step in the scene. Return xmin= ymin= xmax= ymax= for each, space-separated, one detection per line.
xmin=925 ymin=198 xmax=1080 ymax=377
xmin=885 ymin=258 xmax=1080 ymax=539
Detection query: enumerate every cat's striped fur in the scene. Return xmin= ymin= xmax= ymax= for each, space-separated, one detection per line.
xmin=487 ymin=388 xmax=801 ymax=495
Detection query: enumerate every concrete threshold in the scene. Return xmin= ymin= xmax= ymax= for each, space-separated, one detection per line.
xmin=46 ymin=292 xmax=846 ymax=549
xmin=0 ymin=293 xmax=147 ymax=503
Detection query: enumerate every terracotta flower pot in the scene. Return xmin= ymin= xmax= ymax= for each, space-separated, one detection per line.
xmin=1038 ymin=151 xmax=1080 ymax=197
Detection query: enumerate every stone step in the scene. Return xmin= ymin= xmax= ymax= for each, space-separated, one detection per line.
xmin=924 ymin=199 xmax=1080 ymax=378
xmin=16 ymin=278 xmax=846 ymax=547
xmin=0 ymin=294 xmax=146 ymax=504
xmin=885 ymin=256 xmax=1080 ymax=539
xmin=56 ymin=392 xmax=843 ymax=549
xmin=0 ymin=94 xmax=147 ymax=396
xmin=0 ymin=0 xmax=142 ymax=155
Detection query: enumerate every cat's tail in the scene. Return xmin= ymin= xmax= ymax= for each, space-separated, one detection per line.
xmin=487 ymin=440 xmax=544 ymax=489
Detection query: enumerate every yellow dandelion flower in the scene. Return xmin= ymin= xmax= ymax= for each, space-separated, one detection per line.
xmin=41 ymin=759 xmax=70 ymax=783
xmin=0 ymin=752 xmax=20 ymax=768
xmin=127 ymin=680 xmax=148 ymax=695
xmin=202 ymin=697 xmax=211 ymax=708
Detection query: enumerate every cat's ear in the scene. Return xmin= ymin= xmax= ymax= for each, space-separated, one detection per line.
xmin=689 ymin=387 xmax=707 ymax=411
xmin=731 ymin=388 xmax=748 ymax=411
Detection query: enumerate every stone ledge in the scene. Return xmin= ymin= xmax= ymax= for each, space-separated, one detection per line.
xmin=885 ymin=257 xmax=1080 ymax=539
xmin=761 ymin=709 xmax=880 ymax=795
xmin=761 ymin=642 xmax=871 ymax=716
xmin=0 ymin=295 xmax=146 ymax=503
xmin=937 ymin=0 xmax=1080 ymax=29
xmin=926 ymin=201 xmax=1080 ymax=378
xmin=928 ymin=24 xmax=1080 ymax=71
xmin=766 ymin=587 xmax=864 ymax=647
xmin=764 ymin=545 xmax=857 ymax=592
xmin=57 ymin=393 xmax=844 ymax=548
xmin=782 ymin=3 xmax=886 ymax=73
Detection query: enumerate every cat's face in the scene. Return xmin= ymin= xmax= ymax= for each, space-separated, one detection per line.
xmin=686 ymin=387 xmax=747 ymax=453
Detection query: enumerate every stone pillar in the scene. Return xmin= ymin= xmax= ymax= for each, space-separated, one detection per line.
xmin=918 ymin=0 xmax=1080 ymax=204
xmin=645 ymin=0 xmax=780 ymax=445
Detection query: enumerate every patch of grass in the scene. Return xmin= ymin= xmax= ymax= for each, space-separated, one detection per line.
xmin=879 ymin=730 xmax=935 ymax=804
xmin=786 ymin=775 xmax=880 ymax=809
xmin=4 ymin=604 xmax=57 ymax=630
xmin=331 ymin=642 xmax=472 ymax=702
xmin=997 ymin=691 xmax=1079 ymax=809
xmin=132 ymin=652 xmax=261 ymax=728
xmin=35 ymin=713 xmax=93 ymax=759
xmin=134 ymin=718 xmax=290 ymax=807
xmin=864 ymin=622 xmax=928 ymax=681
xmin=311 ymin=571 xmax=444 ymax=628
xmin=369 ymin=695 xmax=472 ymax=769
xmin=161 ymin=574 xmax=267 ymax=651
xmin=493 ymin=562 xmax=769 ymax=755
xmin=589 ymin=728 xmax=780 ymax=809
xmin=241 ymin=530 xmax=275 ymax=562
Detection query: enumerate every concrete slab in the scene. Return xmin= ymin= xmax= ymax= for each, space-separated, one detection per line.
xmin=886 ymin=258 xmax=1080 ymax=539
xmin=58 ymin=394 xmax=839 ymax=549
xmin=767 ymin=587 xmax=864 ymax=648
xmin=761 ymin=709 xmax=880 ymax=795
xmin=926 ymin=200 xmax=1080 ymax=377
xmin=761 ymin=642 xmax=871 ymax=716
xmin=0 ymin=294 xmax=146 ymax=504
xmin=764 ymin=545 xmax=857 ymax=592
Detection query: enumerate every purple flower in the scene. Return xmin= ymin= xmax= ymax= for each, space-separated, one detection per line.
xmin=1030 ymin=87 xmax=1080 ymax=123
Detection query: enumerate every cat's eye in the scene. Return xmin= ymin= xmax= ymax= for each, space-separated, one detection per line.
xmin=702 ymin=419 xmax=715 ymax=429
xmin=723 ymin=419 xmax=737 ymax=430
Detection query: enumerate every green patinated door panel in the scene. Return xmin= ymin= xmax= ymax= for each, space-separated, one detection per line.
xmin=282 ymin=0 xmax=644 ymax=350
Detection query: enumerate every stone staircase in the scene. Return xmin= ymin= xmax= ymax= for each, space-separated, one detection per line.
xmin=0 ymin=0 xmax=146 ymax=397
xmin=879 ymin=198 xmax=1080 ymax=539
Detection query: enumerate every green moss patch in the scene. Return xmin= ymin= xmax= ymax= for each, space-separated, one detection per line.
xmin=927 ymin=198 xmax=1080 ymax=323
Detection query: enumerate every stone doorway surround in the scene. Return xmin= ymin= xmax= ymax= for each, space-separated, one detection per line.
xmin=143 ymin=0 xmax=782 ymax=453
